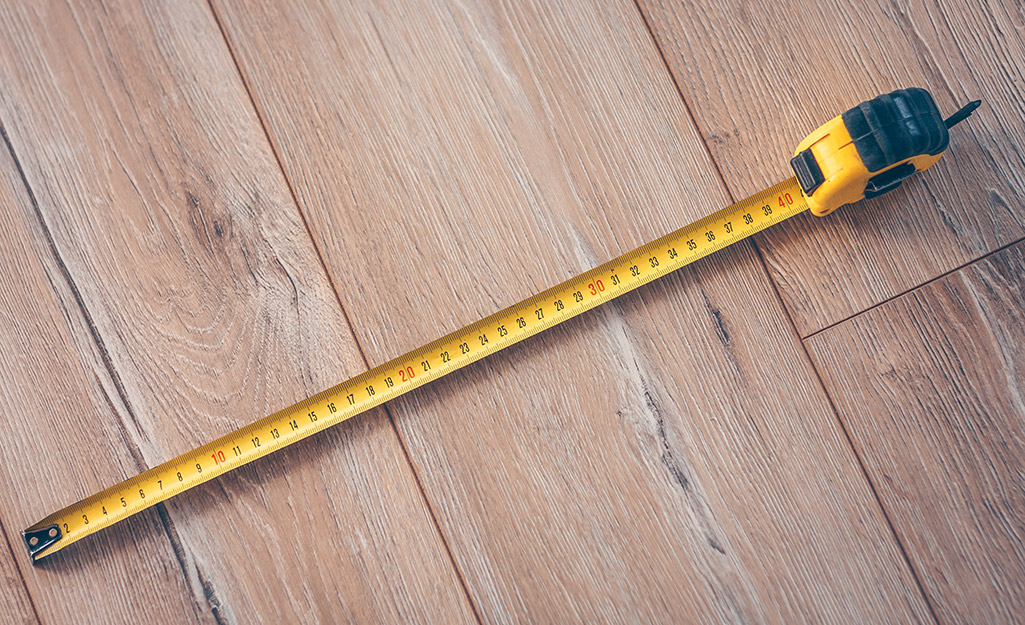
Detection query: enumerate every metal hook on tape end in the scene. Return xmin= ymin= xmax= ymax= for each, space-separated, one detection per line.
xmin=23 ymin=524 xmax=61 ymax=559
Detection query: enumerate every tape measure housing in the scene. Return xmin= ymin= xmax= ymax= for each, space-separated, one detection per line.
xmin=791 ymin=87 xmax=979 ymax=216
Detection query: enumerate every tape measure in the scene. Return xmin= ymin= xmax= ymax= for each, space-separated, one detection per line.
xmin=23 ymin=87 xmax=980 ymax=561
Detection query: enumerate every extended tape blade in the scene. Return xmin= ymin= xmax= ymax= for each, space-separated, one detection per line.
xmin=23 ymin=177 xmax=807 ymax=561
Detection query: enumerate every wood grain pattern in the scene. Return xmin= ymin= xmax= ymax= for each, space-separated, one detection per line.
xmin=0 ymin=129 xmax=212 ymax=624
xmin=212 ymin=0 xmax=933 ymax=621
xmin=637 ymin=0 xmax=1025 ymax=336
xmin=0 ymin=351 xmax=38 ymax=625
xmin=0 ymin=1 xmax=474 ymax=623
xmin=806 ymin=242 xmax=1025 ymax=624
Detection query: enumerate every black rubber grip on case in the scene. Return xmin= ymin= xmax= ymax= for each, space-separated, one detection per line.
xmin=842 ymin=88 xmax=949 ymax=173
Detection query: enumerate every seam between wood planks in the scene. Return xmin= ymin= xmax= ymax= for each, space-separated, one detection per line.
xmin=0 ymin=122 xmax=108 ymax=624
xmin=629 ymin=2 xmax=943 ymax=622
xmin=203 ymin=2 xmax=486 ymax=622
xmin=803 ymin=234 xmax=1025 ymax=342
xmin=0 ymin=124 xmax=44 ymax=625
xmin=751 ymin=236 xmax=943 ymax=625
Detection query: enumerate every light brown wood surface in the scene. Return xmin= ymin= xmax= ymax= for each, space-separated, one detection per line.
xmin=0 ymin=1 xmax=473 ymax=623
xmin=0 ymin=124 xmax=207 ymax=625
xmin=0 ymin=0 xmax=1020 ymax=623
xmin=638 ymin=0 xmax=1025 ymax=336
xmin=0 ymin=156 xmax=47 ymax=625
xmin=807 ymin=242 xmax=1025 ymax=625
xmin=0 ymin=514 xmax=34 ymax=625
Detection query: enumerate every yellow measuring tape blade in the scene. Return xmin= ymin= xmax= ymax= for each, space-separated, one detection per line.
xmin=24 ymin=177 xmax=807 ymax=560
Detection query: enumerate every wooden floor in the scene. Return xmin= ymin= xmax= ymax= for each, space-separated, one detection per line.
xmin=0 ymin=1 xmax=1021 ymax=623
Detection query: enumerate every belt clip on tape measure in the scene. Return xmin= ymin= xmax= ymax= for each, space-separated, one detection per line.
xmin=792 ymin=87 xmax=981 ymax=216
xmin=22 ymin=87 xmax=980 ymax=561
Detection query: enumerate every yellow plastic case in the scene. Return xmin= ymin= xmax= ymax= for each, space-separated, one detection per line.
xmin=792 ymin=88 xmax=979 ymax=216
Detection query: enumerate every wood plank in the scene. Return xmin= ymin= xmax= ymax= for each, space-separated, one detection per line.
xmin=0 ymin=1 xmax=474 ymax=622
xmin=806 ymin=242 xmax=1025 ymax=624
xmin=0 ymin=534 xmax=36 ymax=625
xmin=212 ymin=0 xmax=935 ymax=620
xmin=0 ymin=556 xmax=36 ymax=625
xmin=637 ymin=0 xmax=1025 ymax=336
xmin=0 ymin=136 xmax=213 ymax=624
